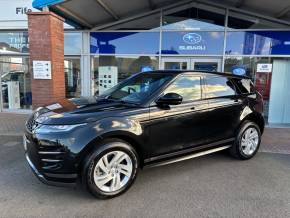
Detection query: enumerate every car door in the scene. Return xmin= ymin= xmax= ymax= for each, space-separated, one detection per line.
xmin=203 ymin=75 xmax=243 ymax=144
xmin=146 ymin=74 xmax=209 ymax=159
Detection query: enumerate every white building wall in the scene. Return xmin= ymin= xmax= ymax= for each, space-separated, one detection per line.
xmin=0 ymin=0 xmax=72 ymax=29
xmin=0 ymin=0 xmax=38 ymax=29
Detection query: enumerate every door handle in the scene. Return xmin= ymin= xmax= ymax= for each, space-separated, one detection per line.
xmin=190 ymin=106 xmax=195 ymax=110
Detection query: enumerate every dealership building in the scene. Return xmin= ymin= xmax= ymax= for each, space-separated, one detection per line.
xmin=0 ymin=0 xmax=290 ymax=124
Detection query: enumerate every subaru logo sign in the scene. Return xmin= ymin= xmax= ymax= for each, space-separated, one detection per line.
xmin=232 ymin=66 xmax=246 ymax=76
xmin=183 ymin=33 xmax=202 ymax=44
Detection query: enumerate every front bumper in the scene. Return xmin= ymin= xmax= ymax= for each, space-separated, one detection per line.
xmin=25 ymin=153 xmax=77 ymax=187
xmin=23 ymin=134 xmax=78 ymax=187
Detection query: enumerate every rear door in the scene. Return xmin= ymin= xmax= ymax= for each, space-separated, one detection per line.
xmin=203 ymin=75 xmax=243 ymax=143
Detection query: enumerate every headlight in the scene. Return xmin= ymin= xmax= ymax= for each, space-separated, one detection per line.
xmin=35 ymin=123 xmax=86 ymax=134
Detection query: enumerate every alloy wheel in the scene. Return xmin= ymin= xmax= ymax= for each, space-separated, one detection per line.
xmin=93 ymin=151 xmax=133 ymax=192
xmin=241 ymin=127 xmax=259 ymax=156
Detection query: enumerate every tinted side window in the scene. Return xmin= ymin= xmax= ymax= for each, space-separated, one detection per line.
xmin=164 ymin=76 xmax=201 ymax=102
xmin=205 ymin=76 xmax=235 ymax=98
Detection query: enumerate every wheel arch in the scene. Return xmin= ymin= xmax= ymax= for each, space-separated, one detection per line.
xmin=77 ymin=130 xmax=146 ymax=173
xmin=100 ymin=133 xmax=145 ymax=167
xmin=240 ymin=112 xmax=265 ymax=134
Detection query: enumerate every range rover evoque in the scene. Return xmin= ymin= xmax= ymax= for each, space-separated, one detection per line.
xmin=24 ymin=70 xmax=264 ymax=199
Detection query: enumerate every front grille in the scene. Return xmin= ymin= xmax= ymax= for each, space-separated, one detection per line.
xmin=38 ymin=142 xmax=66 ymax=170
xmin=26 ymin=117 xmax=39 ymax=132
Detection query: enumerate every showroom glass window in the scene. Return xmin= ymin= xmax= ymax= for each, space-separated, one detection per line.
xmin=90 ymin=30 xmax=160 ymax=96
xmin=224 ymin=56 xmax=257 ymax=79
xmin=0 ymin=32 xmax=29 ymax=53
xmin=0 ymin=57 xmax=31 ymax=109
xmin=91 ymin=56 xmax=159 ymax=96
xmin=161 ymin=5 xmax=225 ymax=56
xmin=162 ymin=5 xmax=225 ymax=30
xmin=90 ymin=32 xmax=159 ymax=54
xmin=105 ymin=12 xmax=161 ymax=30
xmin=164 ymin=76 xmax=201 ymax=102
xmin=227 ymin=10 xmax=290 ymax=29
xmin=161 ymin=31 xmax=225 ymax=55
xmin=64 ymin=32 xmax=82 ymax=54
xmin=204 ymin=76 xmax=235 ymax=98
xmin=225 ymin=31 xmax=290 ymax=56
xmin=64 ymin=32 xmax=82 ymax=98
xmin=0 ymin=32 xmax=31 ymax=110
xmin=64 ymin=58 xmax=81 ymax=98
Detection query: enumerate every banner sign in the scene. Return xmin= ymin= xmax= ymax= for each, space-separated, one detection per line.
xmin=226 ymin=31 xmax=290 ymax=55
xmin=90 ymin=32 xmax=159 ymax=54
xmin=257 ymin=63 xmax=272 ymax=73
xmin=161 ymin=31 xmax=224 ymax=55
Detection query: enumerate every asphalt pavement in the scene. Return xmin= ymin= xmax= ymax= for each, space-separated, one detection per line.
xmin=0 ymin=135 xmax=290 ymax=218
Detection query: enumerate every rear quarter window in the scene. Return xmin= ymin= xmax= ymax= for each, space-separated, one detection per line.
xmin=204 ymin=76 xmax=236 ymax=98
xmin=232 ymin=78 xmax=255 ymax=94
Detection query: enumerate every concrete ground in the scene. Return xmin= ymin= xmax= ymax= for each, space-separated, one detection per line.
xmin=0 ymin=112 xmax=29 ymax=136
xmin=0 ymin=112 xmax=290 ymax=217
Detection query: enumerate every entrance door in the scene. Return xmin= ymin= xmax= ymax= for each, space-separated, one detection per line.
xmin=161 ymin=58 xmax=190 ymax=70
xmin=191 ymin=59 xmax=221 ymax=72
xmin=161 ymin=58 xmax=221 ymax=71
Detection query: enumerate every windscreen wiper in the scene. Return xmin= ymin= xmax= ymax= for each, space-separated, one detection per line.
xmin=104 ymin=96 xmax=140 ymax=106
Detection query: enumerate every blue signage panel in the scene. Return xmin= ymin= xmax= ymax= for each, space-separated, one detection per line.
xmin=161 ymin=31 xmax=224 ymax=55
xmin=226 ymin=31 xmax=290 ymax=55
xmin=232 ymin=65 xmax=246 ymax=76
xmin=141 ymin=65 xmax=154 ymax=72
xmin=32 ymin=0 xmax=65 ymax=9
xmin=90 ymin=32 xmax=159 ymax=54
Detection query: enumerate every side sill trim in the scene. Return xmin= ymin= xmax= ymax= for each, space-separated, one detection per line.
xmin=144 ymin=138 xmax=234 ymax=163
xmin=145 ymin=145 xmax=231 ymax=168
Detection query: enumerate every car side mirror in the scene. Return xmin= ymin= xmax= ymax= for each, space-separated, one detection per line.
xmin=156 ymin=93 xmax=183 ymax=106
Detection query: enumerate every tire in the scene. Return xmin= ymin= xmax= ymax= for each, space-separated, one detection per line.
xmin=82 ymin=139 xmax=139 ymax=199
xmin=230 ymin=121 xmax=261 ymax=160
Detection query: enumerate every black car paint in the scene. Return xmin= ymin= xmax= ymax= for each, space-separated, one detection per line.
xmin=24 ymin=71 xmax=264 ymax=185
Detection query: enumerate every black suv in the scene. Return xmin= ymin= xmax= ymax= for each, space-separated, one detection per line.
xmin=24 ymin=70 xmax=264 ymax=199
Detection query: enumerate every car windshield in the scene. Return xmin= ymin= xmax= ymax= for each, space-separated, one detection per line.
xmin=100 ymin=73 xmax=174 ymax=104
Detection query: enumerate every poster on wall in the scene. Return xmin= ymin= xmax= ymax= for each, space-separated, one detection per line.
xmin=33 ymin=61 xmax=51 ymax=79
xmin=98 ymin=66 xmax=118 ymax=95
xmin=255 ymin=63 xmax=272 ymax=101
xmin=257 ymin=64 xmax=272 ymax=73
